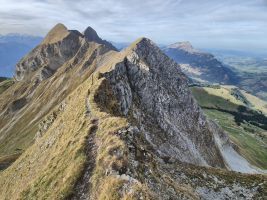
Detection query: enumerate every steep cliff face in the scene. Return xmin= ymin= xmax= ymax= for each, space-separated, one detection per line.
xmin=101 ymin=38 xmax=224 ymax=168
xmin=99 ymin=38 xmax=263 ymax=173
xmin=0 ymin=25 xmax=266 ymax=199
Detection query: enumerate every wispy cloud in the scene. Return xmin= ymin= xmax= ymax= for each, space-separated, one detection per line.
xmin=0 ymin=0 xmax=266 ymax=51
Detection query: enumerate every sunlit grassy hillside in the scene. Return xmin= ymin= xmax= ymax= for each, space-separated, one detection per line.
xmin=191 ymin=86 xmax=267 ymax=169
xmin=0 ymin=78 xmax=14 ymax=95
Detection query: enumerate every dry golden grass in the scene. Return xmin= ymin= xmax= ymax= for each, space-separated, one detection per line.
xmin=0 ymin=41 xmax=106 ymax=160
xmin=0 ymin=39 xmax=266 ymax=199
xmin=0 ymin=66 xmax=153 ymax=199
xmin=202 ymin=85 xmax=267 ymax=115
xmin=203 ymin=86 xmax=244 ymax=106
xmin=0 ymin=80 xmax=92 ymax=199
xmin=241 ymin=90 xmax=267 ymax=115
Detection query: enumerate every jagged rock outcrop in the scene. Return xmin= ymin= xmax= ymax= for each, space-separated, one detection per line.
xmin=83 ymin=26 xmax=116 ymax=51
xmin=102 ymin=38 xmax=224 ymax=167
xmin=0 ymin=24 xmax=266 ymax=200
xmin=163 ymin=42 xmax=238 ymax=84
xmin=15 ymin=23 xmax=116 ymax=81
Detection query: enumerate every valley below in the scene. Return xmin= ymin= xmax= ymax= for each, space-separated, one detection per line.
xmin=191 ymin=85 xmax=267 ymax=169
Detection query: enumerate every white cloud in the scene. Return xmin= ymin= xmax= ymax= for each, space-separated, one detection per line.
xmin=0 ymin=0 xmax=266 ymax=51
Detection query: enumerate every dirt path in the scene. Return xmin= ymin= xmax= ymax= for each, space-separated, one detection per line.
xmin=69 ymin=117 xmax=99 ymax=200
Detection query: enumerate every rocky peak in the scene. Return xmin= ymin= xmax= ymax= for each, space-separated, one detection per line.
xmin=100 ymin=38 xmax=224 ymax=168
xmin=15 ymin=24 xmax=117 ymax=81
xmin=125 ymin=37 xmax=173 ymax=62
xmin=41 ymin=23 xmax=70 ymax=44
xmin=123 ymin=37 xmax=157 ymax=58
xmin=126 ymin=37 xmax=155 ymax=51
xmin=83 ymin=26 xmax=117 ymax=50
xmin=83 ymin=26 xmax=102 ymax=43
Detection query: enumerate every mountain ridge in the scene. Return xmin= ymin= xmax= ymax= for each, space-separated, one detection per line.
xmin=163 ymin=41 xmax=239 ymax=85
xmin=15 ymin=23 xmax=117 ymax=81
xmin=0 ymin=24 xmax=266 ymax=199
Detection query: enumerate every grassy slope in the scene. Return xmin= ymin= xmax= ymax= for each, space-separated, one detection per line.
xmin=0 ymin=78 xmax=19 ymax=169
xmin=0 ymin=78 xmax=14 ymax=95
xmin=201 ymin=85 xmax=267 ymax=115
xmin=0 ymin=72 xmax=151 ymax=200
xmin=0 ymin=80 xmax=91 ymax=199
xmin=203 ymin=86 xmax=243 ymax=106
xmin=192 ymin=86 xmax=241 ymax=111
xmin=191 ymin=86 xmax=267 ymax=169
xmin=0 ymin=42 xmax=107 ymax=162
xmin=0 ymin=66 xmax=266 ymax=199
xmin=222 ymin=57 xmax=267 ymax=101
xmin=240 ymin=89 xmax=267 ymax=115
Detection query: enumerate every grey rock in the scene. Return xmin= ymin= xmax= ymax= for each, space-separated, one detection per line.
xmin=102 ymin=38 xmax=226 ymax=168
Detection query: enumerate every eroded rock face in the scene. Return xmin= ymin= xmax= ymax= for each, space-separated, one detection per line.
xmin=99 ymin=38 xmax=264 ymax=173
xmin=101 ymin=38 xmax=224 ymax=168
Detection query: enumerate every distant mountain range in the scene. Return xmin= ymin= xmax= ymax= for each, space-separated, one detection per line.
xmin=163 ymin=42 xmax=267 ymax=101
xmin=0 ymin=34 xmax=42 ymax=77
xmin=1 ymin=34 xmax=266 ymax=100
xmin=163 ymin=42 xmax=239 ymax=85
xmin=204 ymin=48 xmax=267 ymax=59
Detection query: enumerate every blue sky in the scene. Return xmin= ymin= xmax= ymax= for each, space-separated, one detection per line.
xmin=0 ymin=0 xmax=266 ymax=51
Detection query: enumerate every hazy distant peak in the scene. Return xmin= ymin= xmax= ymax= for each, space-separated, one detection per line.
xmin=170 ymin=41 xmax=193 ymax=48
xmin=167 ymin=41 xmax=201 ymax=53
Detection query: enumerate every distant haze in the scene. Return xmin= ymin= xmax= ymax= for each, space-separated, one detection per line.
xmin=0 ymin=0 xmax=267 ymax=53
xmin=0 ymin=34 xmax=42 ymax=77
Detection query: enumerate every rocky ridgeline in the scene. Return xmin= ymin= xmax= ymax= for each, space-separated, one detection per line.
xmin=102 ymin=38 xmax=225 ymax=167
xmin=0 ymin=24 xmax=265 ymax=199
xmin=15 ymin=23 xmax=116 ymax=81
